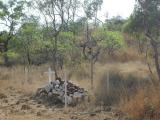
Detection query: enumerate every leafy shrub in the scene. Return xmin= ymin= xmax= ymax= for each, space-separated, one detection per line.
xmin=92 ymin=28 xmax=125 ymax=55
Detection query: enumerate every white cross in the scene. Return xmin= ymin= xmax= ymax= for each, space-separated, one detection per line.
xmin=45 ymin=67 xmax=55 ymax=83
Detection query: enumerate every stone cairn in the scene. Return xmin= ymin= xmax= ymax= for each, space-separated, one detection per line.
xmin=34 ymin=78 xmax=87 ymax=106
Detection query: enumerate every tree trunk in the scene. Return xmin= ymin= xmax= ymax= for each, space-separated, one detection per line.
xmin=90 ymin=48 xmax=94 ymax=90
xmin=94 ymin=10 xmax=97 ymax=28
xmin=138 ymin=39 xmax=143 ymax=54
xmin=52 ymin=35 xmax=58 ymax=79
xmin=91 ymin=59 xmax=94 ymax=90
xmin=145 ymin=44 xmax=156 ymax=85
xmin=3 ymin=41 xmax=9 ymax=66
xmin=27 ymin=50 xmax=31 ymax=65
xmin=151 ymin=40 xmax=160 ymax=81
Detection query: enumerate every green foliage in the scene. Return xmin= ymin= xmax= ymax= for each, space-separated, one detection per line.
xmin=57 ymin=31 xmax=82 ymax=67
xmin=123 ymin=0 xmax=160 ymax=80
xmin=58 ymin=32 xmax=74 ymax=52
xmin=0 ymin=0 xmax=136 ymax=67
xmin=69 ymin=17 xmax=87 ymax=35
xmin=123 ymin=0 xmax=160 ymax=36
xmin=0 ymin=31 xmax=8 ymax=42
xmin=13 ymin=21 xmax=43 ymax=62
xmin=105 ymin=16 xmax=126 ymax=31
xmin=0 ymin=0 xmax=25 ymax=26
xmin=6 ymin=50 xmax=19 ymax=59
xmin=0 ymin=0 xmax=25 ymax=65
xmin=92 ymin=28 xmax=124 ymax=55
xmin=122 ymin=0 xmax=160 ymax=52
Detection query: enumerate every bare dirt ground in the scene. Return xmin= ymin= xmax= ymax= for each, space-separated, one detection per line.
xmin=0 ymin=85 xmax=129 ymax=120
xmin=0 ymin=62 xmax=149 ymax=120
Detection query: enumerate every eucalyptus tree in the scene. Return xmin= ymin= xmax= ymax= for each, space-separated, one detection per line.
xmin=15 ymin=17 xmax=42 ymax=65
xmin=124 ymin=0 xmax=160 ymax=81
xmin=0 ymin=0 xmax=25 ymax=65
xmin=82 ymin=0 xmax=103 ymax=89
xmin=84 ymin=0 xmax=103 ymax=27
xmin=33 ymin=0 xmax=80 ymax=78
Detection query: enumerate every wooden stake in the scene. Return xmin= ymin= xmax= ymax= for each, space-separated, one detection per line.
xmin=64 ymin=71 xmax=67 ymax=109
xmin=107 ymin=70 xmax=110 ymax=95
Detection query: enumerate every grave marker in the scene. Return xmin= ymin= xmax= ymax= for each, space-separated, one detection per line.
xmin=45 ymin=67 xmax=55 ymax=83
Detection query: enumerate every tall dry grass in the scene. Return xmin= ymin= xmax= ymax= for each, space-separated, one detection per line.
xmin=0 ymin=63 xmax=92 ymax=95
xmin=98 ymin=47 xmax=145 ymax=64
xmin=0 ymin=65 xmax=50 ymax=94
xmin=0 ymin=57 xmax=156 ymax=120
xmin=94 ymin=67 xmax=160 ymax=120
xmin=113 ymin=48 xmax=145 ymax=63
xmin=120 ymin=87 xmax=160 ymax=120
xmin=94 ymin=70 xmax=151 ymax=106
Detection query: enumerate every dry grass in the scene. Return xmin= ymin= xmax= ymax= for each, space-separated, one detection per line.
xmin=0 ymin=63 xmax=92 ymax=95
xmin=98 ymin=47 xmax=145 ymax=64
xmin=94 ymin=70 xmax=150 ymax=106
xmin=120 ymin=89 xmax=146 ymax=119
xmin=120 ymin=87 xmax=160 ymax=120
xmin=0 ymin=58 xmax=155 ymax=120
xmin=0 ymin=59 xmax=150 ymax=92
xmin=113 ymin=48 xmax=145 ymax=63
xmin=68 ymin=62 xmax=90 ymax=80
xmin=95 ymin=61 xmax=150 ymax=79
xmin=0 ymin=65 xmax=49 ymax=94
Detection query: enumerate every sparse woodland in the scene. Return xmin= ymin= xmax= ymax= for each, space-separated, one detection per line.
xmin=0 ymin=0 xmax=160 ymax=120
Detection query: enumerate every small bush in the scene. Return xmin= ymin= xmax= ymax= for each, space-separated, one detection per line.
xmin=95 ymin=71 xmax=150 ymax=106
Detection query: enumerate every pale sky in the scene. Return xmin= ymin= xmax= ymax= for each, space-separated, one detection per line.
xmin=1 ymin=0 xmax=135 ymax=19
xmin=99 ymin=0 xmax=135 ymax=20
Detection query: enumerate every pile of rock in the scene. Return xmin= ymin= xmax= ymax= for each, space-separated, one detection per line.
xmin=34 ymin=78 xmax=87 ymax=106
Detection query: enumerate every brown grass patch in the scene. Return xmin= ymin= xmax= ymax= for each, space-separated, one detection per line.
xmin=95 ymin=70 xmax=150 ymax=106
xmin=121 ymin=87 xmax=160 ymax=120
xmin=113 ymin=48 xmax=145 ymax=62
xmin=0 ymin=65 xmax=49 ymax=94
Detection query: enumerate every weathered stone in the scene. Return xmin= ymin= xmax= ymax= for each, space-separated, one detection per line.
xmin=16 ymin=100 xmax=20 ymax=105
xmin=34 ymin=79 xmax=87 ymax=106
xmin=3 ymin=99 xmax=8 ymax=103
xmin=90 ymin=113 xmax=96 ymax=116
xmin=104 ymin=106 xmax=112 ymax=112
xmin=36 ymin=111 xmax=42 ymax=116
xmin=21 ymin=104 xmax=31 ymax=110
xmin=70 ymin=115 xmax=78 ymax=119
xmin=59 ymin=117 xmax=65 ymax=120
xmin=0 ymin=93 xmax=7 ymax=99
